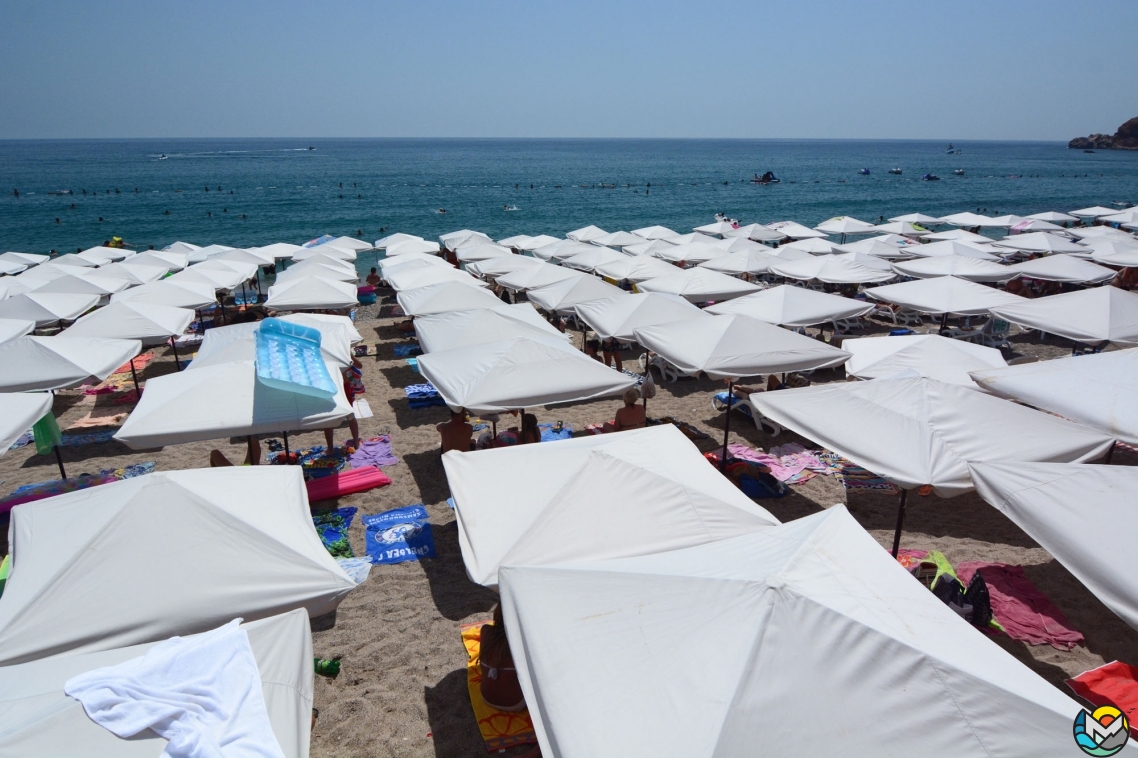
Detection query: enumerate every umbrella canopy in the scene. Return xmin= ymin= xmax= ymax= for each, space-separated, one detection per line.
xmin=984 ymin=215 xmax=1024 ymax=229
xmin=692 ymin=221 xmax=738 ymax=237
xmin=889 ymin=213 xmax=943 ymax=224
xmin=575 ymin=293 xmax=707 ymax=341
xmin=1090 ymin=242 xmax=1138 ymax=267
xmin=0 ymin=335 xmax=141 ymax=392
xmin=533 ymin=240 xmax=596 ymax=261
xmin=385 ymin=264 xmax=482 ymax=291
xmin=1067 ymin=225 xmax=1138 ymax=241
xmin=168 ymin=264 xmax=246 ymax=291
xmin=14 ymin=263 xmax=93 ymax=289
xmin=526 ymin=275 xmax=626 ymax=315
xmin=593 ymin=254 xmax=677 ymax=283
xmin=891 ymin=254 xmax=1016 ymax=282
xmin=265 ymin=276 xmax=358 ymax=311
xmin=566 ymin=225 xmax=608 ymax=243
xmin=970 ymin=462 xmax=1138 ymax=631
xmin=1010 ymin=218 xmax=1064 ymax=234
xmin=723 ymin=223 xmax=785 ymax=242
xmin=592 ymin=231 xmax=643 ymax=247
xmin=518 ymin=234 xmax=561 ymax=251
xmin=1101 ymin=208 xmax=1138 ymax=226
xmin=443 ymin=424 xmax=778 ymax=588
xmin=769 ymin=255 xmax=895 ymax=284
xmin=1005 ymin=254 xmax=1116 ymax=283
xmin=33 ymin=273 xmax=132 ymax=296
xmin=1070 ymin=206 xmax=1119 ymax=218
xmin=903 ymin=240 xmax=1001 ymax=260
xmin=387 ymin=238 xmax=442 ymax=256
xmin=940 ymin=212 xmax=995 ymax=227
xmin=115 ymin=359 xmax=353 ymax=448
xmin=251 ymin=242 xmax=302 ymax=260
xmin=922 ymin=228 xmax=992 ymax=243
xmin=413 ymin=304 xmax=567 ymax=353
xmin=866 ymin=276 xmax=1025 ymax=315
xmin=870 ymin=221 xmax=934 ymax=237
xmin=324 ymin=235 xmax=373 ymax=252
xmin=397 ymin=280 xmax=505 ymax=316
xmin=163 ymin=241 xmax=202 ymax=255
xmin=750 ymin=376 xmax=1113 ymax=497
xmin=111 ymin=280 xmax=217 ymax=309
xmin=814 ymin=216 xmax=877 ymax=236
xmin=0 ymin=468 xmax=355 ymax=665
xmin=130 ymin=250 xmax=189 ymax=271
xmin=1027 ymin=211 xmax=1078 ymax=223
xmin=634 ymin=314 xmax=850 ymax=380
xmin=994 ymin=232 xmax=1087 ymax=254
xmin=377 ymin=252 xmax=449 ymax=276
xmin=498 ymin=504 xmax=1086 ymax=758
xmin=843 ymin=334 xmax=1007 ymax=388
xmin=705 ymin=285 xmax=874 ymax=327
xmin=48 ymin=253 xmax=99 ymax=268
xmin=416 ymin=336 xmax=635 ymax=415
xmin=631 ymin=225 xmax=679 ymax=239
xmin=696 ymin=249 xmax=776 ymax=276
xmin=637 ymin=268 xmax=761 ymax=303
xmin=0 ymin=610 xmax=314 ymax=758
xmin=215 ymin=248 xmax=274 ymax=267
xmin=466 ymin=254 xmax=544 ymax=279
xmin=455 ymin=243 xmax=512 ymax=263
xmin=496 ymin=263 xmax=585 ymax=292
xmin=781 ymin=238 xmax=835 ymax=255
xmin=831 ymin=251 xmax=894 ymax=272
xmin=970 ymin=348 xmax=1138 ymax=444
xmin=0 ymin=392 xmax=52 ymax=455
xmin=989 ymin=286 xmax=1138 ymax=346
xmin=559 ymin=246 xmax=628 ymax=273
xmin=190 ymin=321 xmax=353 ymax=370
xmin=651 ymin=242 xmax=727 ymax=265
xmin=277 ymin=260 xmax=358 ymax=283
xmin=0 ymin=259 xmax=27 ymax=276
xmin=712 ymin=236 xmax=766 ymax=253
xmin=0 ymin=318 xmax=35 ymax=343
xmin=92 ymin=261 xmax=168 ymax=286
xmin=0 ymin=292 xmax=99 ymax=325
xmin=62 ymin=301 xmax=194 ymax=343
xmin=832 ymin=239 xmax=917 ymax=259
xmin=497 ymin=235 xmax=534 ymax=248
xmin=187 ymin=244 xmax=235 ymax=263
xmin=440 ymin=230 xmax=493 ymax=251
xmin=292 ymin=245 xmax=355 ymax=262
xmin=0 ymin=251 xmax=49 ymax=267
xmin=78 ymin=246 xmax=133 ymax=265
xmin=375 ymin=232 xmax=423 ymax=249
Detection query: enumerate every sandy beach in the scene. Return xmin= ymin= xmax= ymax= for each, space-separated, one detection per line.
xmin=1 ymin=295 xmax=1134 ymax=758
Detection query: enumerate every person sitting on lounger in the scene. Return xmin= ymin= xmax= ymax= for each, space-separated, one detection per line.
xmin=479 ymin=603 xmax=526 ymax=712
xmin=603 ymin=388 xmax=646 ymax=432
xmin=520 ymin=413 xmax=541 ymax=444
xmin=325 ymin=357 xmax=363 ymax=451
xmin=438 ymin=408 xmax=474 ymax=453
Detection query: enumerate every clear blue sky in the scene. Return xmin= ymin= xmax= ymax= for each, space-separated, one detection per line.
xmin=2 ymin=0 xmax=1136 ymax=140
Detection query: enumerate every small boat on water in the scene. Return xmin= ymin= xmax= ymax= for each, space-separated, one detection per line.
xmin=946 ymin=144 xmax=955 ymax=153
xmin=922 ymin=173 xmax=941 ymax=181
xmin=952 ymin=169 xmax=965 ymax=176
xmin=858 ymin=168 xmax=870 ymax=175
xmin=503 ymin=205 xmax=519 ymax=211
xmin=888 ymin=167 xmax=902 ymax=175
xmin=158 ymin=154 xmax=167 ymax=160
xmin=751 ymin=171 xmax=781 ymax=184
xmin=307 ymin=146 xmax=315 ymax=151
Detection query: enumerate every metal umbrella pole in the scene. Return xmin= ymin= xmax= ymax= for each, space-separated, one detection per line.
xmin=129 ymin=359 xmax=141 ymax=397
xmin=170 ymin=338 xmax=183 ymax=371
xmin=891 ymin=489 xmax=909 ymax=558
xmin=720 ymin=381 xmax=733 ymax=473
xmin=53 ymin=445 xmax=67 ymax=479
xmin=283 ymin=431 xmax=291 ymax=462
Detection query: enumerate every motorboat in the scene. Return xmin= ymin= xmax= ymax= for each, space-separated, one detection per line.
xmin=888 ymin=168 xmax=902 ymax=175
xmin=858 ymin=168 xmax=870 ymax=175
xmin=921 ymin=173 xmax=941 ymax=181
xmin=952 ymin=169 xmax=965 ymax=176
xmin=751 ymin=171 xmax=781 ymax=184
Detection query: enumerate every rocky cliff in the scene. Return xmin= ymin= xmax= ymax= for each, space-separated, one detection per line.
xmin=1069 ymin=116 xmax=1138 ymax=149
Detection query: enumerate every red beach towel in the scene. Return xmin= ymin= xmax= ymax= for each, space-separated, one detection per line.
xmin=305 ymin=465 xmax=391 ymax=503
xmin=956 ymin=562 xmax=1084 ymax=650
xmin=1067 ymin=661 xmax=1138 ymax=738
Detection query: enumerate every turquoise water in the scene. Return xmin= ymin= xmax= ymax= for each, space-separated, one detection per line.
xmin=1 ymin=139 xmax=1135 ymax=270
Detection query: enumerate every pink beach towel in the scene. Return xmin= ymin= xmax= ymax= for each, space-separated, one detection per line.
xmin=956 ymin=562 xmax=1084 ymax=650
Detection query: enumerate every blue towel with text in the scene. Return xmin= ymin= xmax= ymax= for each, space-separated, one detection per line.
xmin=364 ymin=505 xmax=436 ymax=564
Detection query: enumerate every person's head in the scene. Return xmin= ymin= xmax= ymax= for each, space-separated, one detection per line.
xmin=522 ymin=413 xmax=537 ymax=432
xmin=492 ymin=602 xmax=504 ymax=628
xmin=623 ymin=388 xmax=641 ymax=406
xmin=370 ymin=267 xmax=377 ymax=274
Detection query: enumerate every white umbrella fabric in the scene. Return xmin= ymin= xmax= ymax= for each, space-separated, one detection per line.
xmin=636 ymin=268 xmax=761 ymax=303
xmin=566 ymin=226 xmax=608 ymax=243
xmin=0 ymin=292 xmax=99 ymax=325
xmin=112 ymin=280 xmax=217 ymax=309
xmin=0 ymin=318 xmax=35 ymax=343
xmin=265 ymin=277 xmax=358 ymax=311
xmin=397 ymin=280 xmax=506 ymax=316
xmin=575 ymin=293 xmax=707 ymax=341
xmin=526 ymin=276 xmax=626 ymax=314
xmin=865 ymin=276 xmax=1024 ymax=315
xmin=842 ymin=334 xmax=1007 ymax=388
xmin=891 ymin=255 xmax=1015 ymax=282
xmin=705 ymin=285 xmax=873 ymax=327
xmin=593 ymin=255 xmax=678 ymax=283
xmin=989 ymin=286 xmax=1138 ymax=346
xmin=769 ymin=255 xmax=894 ymax=284
xmin=62 ymin=301 xmax=194 ymax=345
xmin=994 ymin=232 xmax=1087 ymax=255
xmin=0 ymin=392 xmax=52 ymax=455
xmin=1005 ymin=254 xmax=1116 ymax=283
xmin=414 ymin=304 xmax=568 ymax=353
xmin=631 ymin=225 xmax=679 ymax=239
xmin=0 ymin=335 xmax=141 ymax=392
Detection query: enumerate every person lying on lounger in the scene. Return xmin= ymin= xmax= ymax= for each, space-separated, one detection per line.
xmin=603 ymin=388 xmax=645 ymax=433
xmin=438 ymin=409 xmax=474 ymax=453
xmin=480 ymin=603 xmax=526 ymax=712
xmin=209 ymin=436 xmax=262 ymax=466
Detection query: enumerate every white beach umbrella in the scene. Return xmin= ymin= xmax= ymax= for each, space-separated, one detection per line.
xmin=696 ymin=249 xmax=777 ymax=276
xmin=764 ymin=246 xmax=812 ymax=261
xmin=939 ymin=212 xmax=995 ymax=227
xmin=189 ymin=321 xmax=352 ymax=370
xmin=0 ymin=259 xmax=27 ymax=276
xmin=527 ymin=276 xmax=626 ymax=315
xmin=765 ymin=220 xmax=827 ymax=239
xmin=163 ymin=241 xmax=202 ymax=255
xmin=651 ymin=242 xmax=727 ymax=265
xmin=532 ymin=240 xmax=595 ymax=261
xmin=712 ymin=236 xmax=766 ymax=253
xmin=1005 ymin=254 xmax=1116 ymax=283
xmin=922 ymin=228 xmax=991 ymax=243
xmin=636 ymin=268 xmax=761 ymax=303
xmin=704 ymin=285 xmax=873 ymax=327
xmin=1070 ymin=206 xmax=1119 ymax=218
xmin=970 ymin=462 xmax=1138 ymax=631
xmin=48 ymin=253 xmax=99 ymax=268
xmin=265 ymin=276 xmax=357 ymax=311
xmin=78 ymin=246 xmax=133 ymax=265
xmin=751 ymin=376 xmax=1111 ymax=550
xmin=441 ymin=230 xmax=493 ymax=251
xmin=994 ymin=232 xmax=1087 ymax=255
xmin=902 ymin=240 xmax=1001 ymax=261
xmin=386 ymin=238 xmax=442 ymax=256
xmin=443 ymin=424 xmax=778 ymax=589
xmin=397 ymin=280 xmax=506 ymax=316
xmin=832 ymin=240 xmax=916 ymax=260
xmin=16 ymin=263 xmax=97 ymax=290
xmin=831 ymin=251 xmax=894 ymax=271
xmin=592 ymin=231 xmax=643 ymax=247
xmin=414 ymin=304 xmax=567 ymax=353
xmin=496 ymin=263 xmax=584 ymax=292
xmin=723 ymin=223 xmax=786 ymax=242
xmin=324 ymin=235 xmax=373 ymax=252
xmin=284 ymin=312 xmax=362 ymax=343
xmin=498 ymin=505 xmax=1095 ymax=758
xmin=167 ymin=265 xmax=242 ymax=292
xmin=0 ymin=335 xmax=141 ymax=392
xmin=769 ymin=255 xmax=895 ymax=284
xmin=2 ymin=279 xmax=35 ymax=301
xmin=0 ymin=251 xmax=50 ymax=268
xmin=843 ymin=334 xmax=1007 ymax=388
xmin=498 ymin=235 xmax=534 ymax=249
xmin=692 ymin=221 xmax=738 ymax=237
xmin=575 ymin=293 xmax=707 ymax=341
xmin=870 ymin=221 xmax=934 ymax=237
xmin=455 ymin=243 xmax=512 ymax=262
xmin=662 ymin=233 xmax=702 ymax=244
xmin=0 ymin=610 xmax=315 ymax=757
xmin=889 ymin=213 xmax=943 ymax=224
xmin=814 ymin=216 xmax=877 ymax=237
xmin=187 ymin=245 xmax=234 ymax=264
xmin=112 ymin=280 xmax=217 ymax=310
xmin=780 ymin=238 xmax=835 ymax=255
xmin=1009 ymin=218 xmax=1065 ymax=234
xmin=417 ymin=336 xmax=636 ymax=415
xmin=0 ymin=468 xmax=355 ymax=665
xmin=593 ymin=254 xmax=678 ymax=283
xmin=559 ymin=246 xmax=628 ymax=273
xmin=34 ymin=273 xmax=132 ymax=297
xmin=1101 ymin=208 xmax=1138 ymax=226
xmin=130 ymin=250 xmax=189 ymax=271
xmin=989 ymin=286 xmax=1138 ymax=346
xmin=1066 ymin=225 xmax=1138 ymax=241
xmin=866 ymin=276 xmax=1024 ymax=316
xmin=293 ymin=245 xmax=355 ymax=262
xmin=518 ymin=235 xmax=561 ymax=251
xmin=1090 ymin=242 xmax=1138 ymax=267
xmin=216 ymin=248 xmax=275 ymax=267
xmin=631 ymin=225 xmax=679 ymax=239
xmin=891 ymin=255 xmax=1016 ymax=282
xmin=0 ymin=292 xmax=99 ymax=325
xmin=285 ymin=253 xmax=356 ymax=275
xmin=251 ymin=242 xmax=303 ymax=260
xmin=375 ymin=232 xmax=423 ymax=249
xmin=0 ymin=392 xmax=52 ymax=455
xmin=377 ymin=252 xmax=450 ymax=275
xmin=62 ymin=301 xmax=194 ymax=344
xmin=0 ymin=318 xmax=35 ymax=343
xmin=94 ymin=260 xmax=168 ymax=285
xmin=466 ymin=254 xmax=543 ymax=279
xmin=1027 ymin=211 xmax=1078 ymax=223
xmin=566 ymin=225 xmax=608 ymax=243
xmin=115 ymin=358 xmax=352 ymax=448
xmin=971 ymin=348 xmax=1137 ymax=445
xmin=983 ymin=215 xmax=1024 ymax=229
xmin=385 ymin=264 xmax=482 ymax=292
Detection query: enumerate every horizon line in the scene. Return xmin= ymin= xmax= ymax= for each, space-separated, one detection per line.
xmin=0 ymin=136 xmax=1074 ymax=144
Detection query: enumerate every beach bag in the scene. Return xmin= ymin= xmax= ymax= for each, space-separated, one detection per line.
xmin=640 ymin=370 xmax=657 ymax=400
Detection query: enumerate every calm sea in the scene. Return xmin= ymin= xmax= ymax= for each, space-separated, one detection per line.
xmin=1 ymin=138 xmax=1135 ymax=271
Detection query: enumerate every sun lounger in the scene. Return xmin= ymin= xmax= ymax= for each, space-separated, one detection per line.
xmin=711 ymin=392 xmax=782 ymax=436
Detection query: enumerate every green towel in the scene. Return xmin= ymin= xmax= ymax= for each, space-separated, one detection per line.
xmin=0 ymin=555 xmax=9 ymax=598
